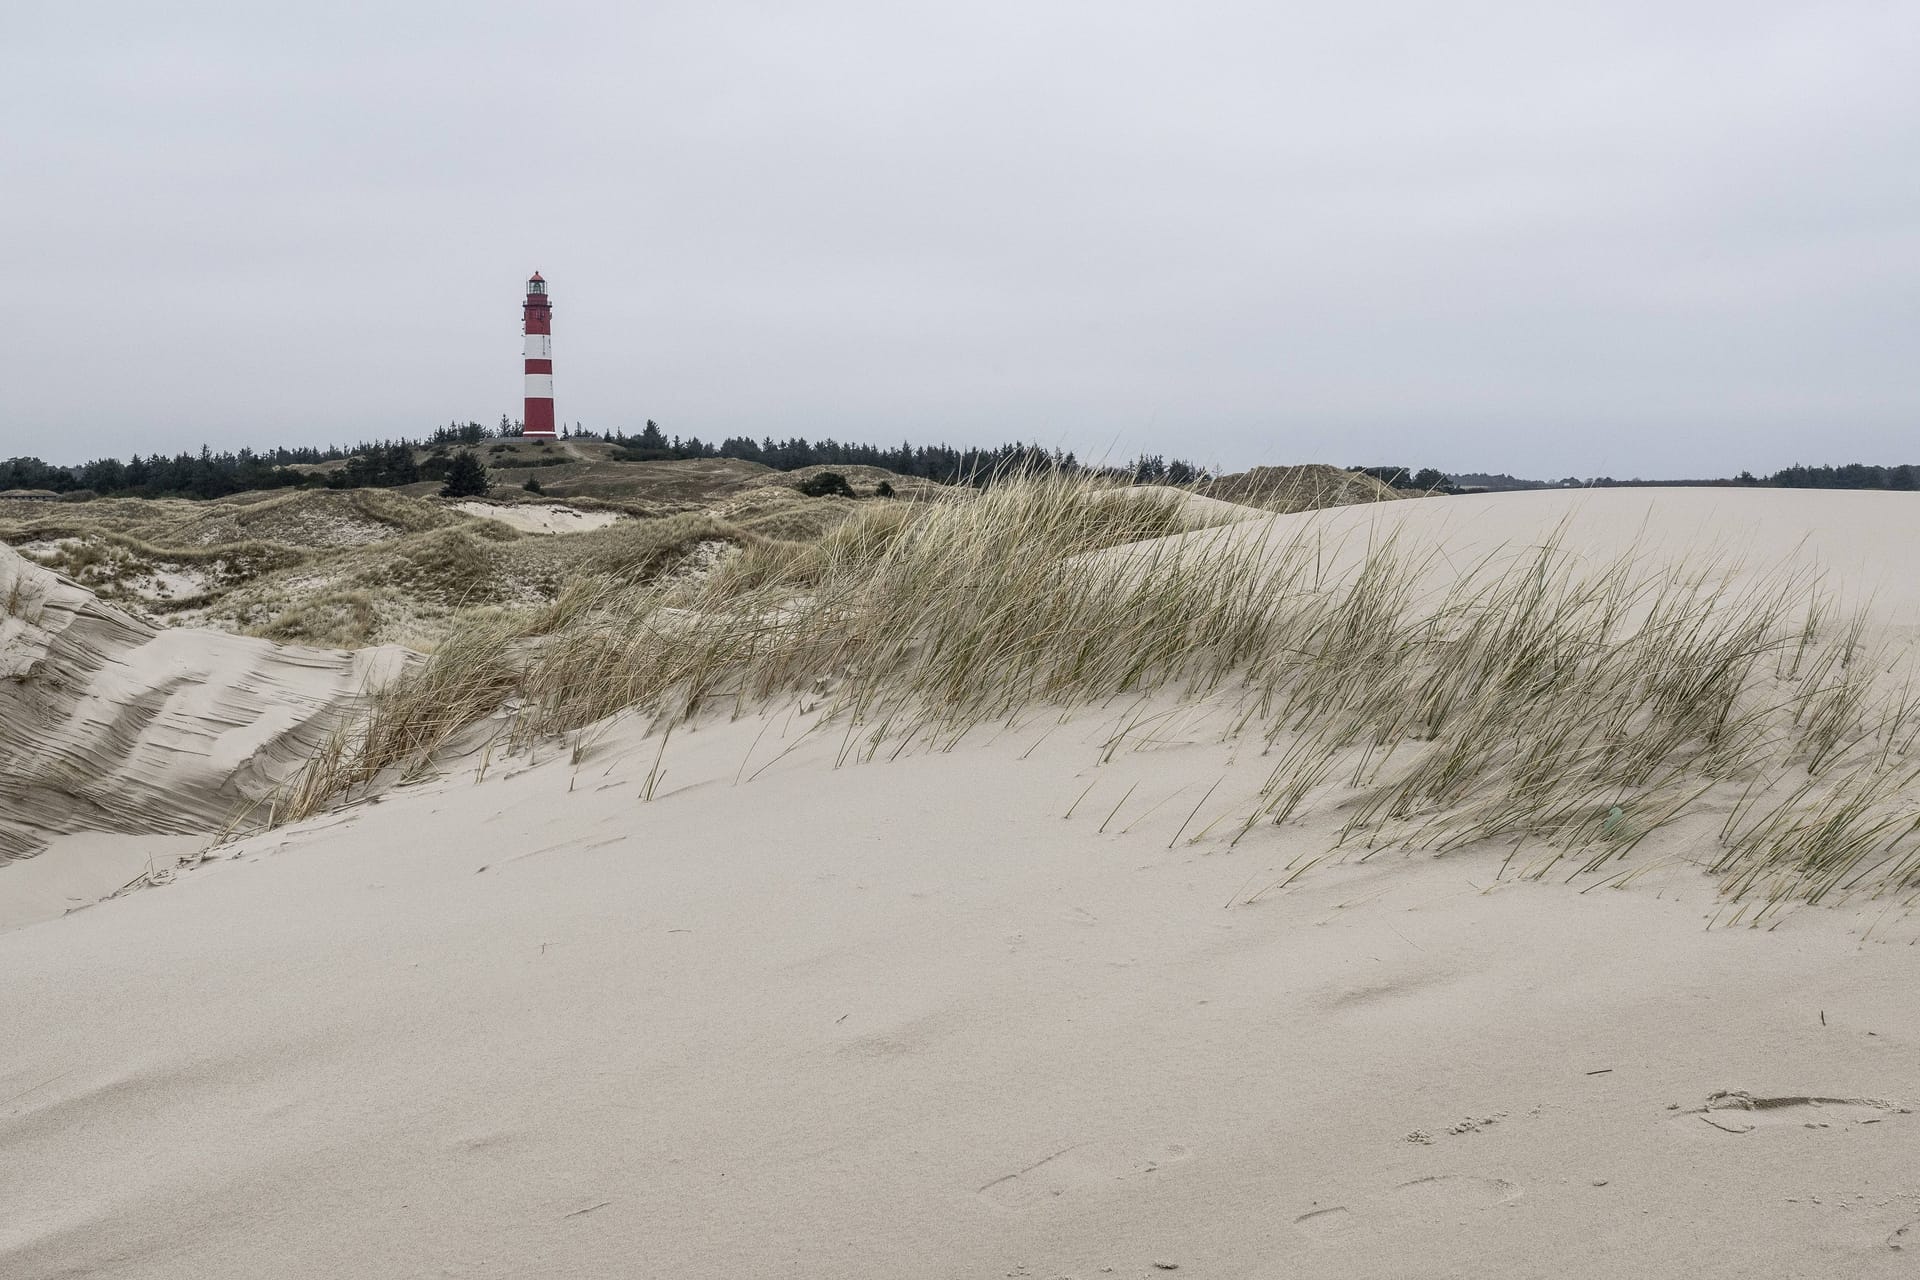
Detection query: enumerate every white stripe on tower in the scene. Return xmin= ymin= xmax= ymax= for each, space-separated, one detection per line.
xmin=524 ymin=374 xmax=555 ymax=398
xmin=524 ymin=334 xmax=551 ymax=359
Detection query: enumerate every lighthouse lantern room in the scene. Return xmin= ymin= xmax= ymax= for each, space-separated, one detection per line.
xmin=522 ymin=272 xmax=556 ymax=439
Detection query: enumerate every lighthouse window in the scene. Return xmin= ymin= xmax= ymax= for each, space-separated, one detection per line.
xmin=528 ymin=280 xmax=546 ymax=294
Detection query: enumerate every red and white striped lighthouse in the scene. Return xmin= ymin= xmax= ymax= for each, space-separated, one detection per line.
xmin=521 ymin=272 xmax=556 ymax=439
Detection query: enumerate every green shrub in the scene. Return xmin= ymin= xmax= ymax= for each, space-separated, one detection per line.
xmin=797 ymin=471 xmax=854 ymax=499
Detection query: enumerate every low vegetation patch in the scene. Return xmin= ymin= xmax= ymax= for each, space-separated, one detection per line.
xmin=795 ymin=471 xmax=856 ymax=498
xmin=563 ymin=513 xmax=762 ymax=583
xmin=252 ymin=588 xmax=405 ymax=649
xmin=1199 ymin=464 xmax=1406 ymax=513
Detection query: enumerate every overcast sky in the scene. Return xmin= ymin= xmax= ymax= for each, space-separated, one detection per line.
xmin=3 ymin=2 xmax=1916 ymax=477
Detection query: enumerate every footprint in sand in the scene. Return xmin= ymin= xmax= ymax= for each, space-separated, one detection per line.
xmin=1675 ymin=1091 xmax=1910 ymax=1135
xmin=977 ymin=1142 xmax=1193 ymax=1211
xmin=1393 ymin=1174 xmax=1524 ymax=1214
xmin=1293 ymin=1176 xmax=1520 ymax=1242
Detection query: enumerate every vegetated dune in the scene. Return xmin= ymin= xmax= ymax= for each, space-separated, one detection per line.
xmin=388 ymin=438 xmax=774 ymax=506
xmin=6 ymin=487 xmax=1920 ymax=1279
xmin=744 ymin=463 xmax=950 ymax=500
xmin=0 ymin=471 xmax=911 ymax=647
xmin=0 ymin=543 xmax=404 ymax=924
xmin=705 ymin=484 xmax=869 ymax=541
xmin=1201 ymin=462 xmax=1408 ymax=511
xmin=503 ymin=453 xmax=777 ymax=506
xmin=0 ymin=488 xmax=472 ymax=633
xmin=2 ymin=486 xmax=735 ymax=648
xmin=0 ymin=486 xmax=461 ymax=552
xmin=0 ymin=465 xmax=1393 ymax=650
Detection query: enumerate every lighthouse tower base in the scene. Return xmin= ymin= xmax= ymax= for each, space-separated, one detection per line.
xmin=523 ymin=401 xmax=556 ymax=439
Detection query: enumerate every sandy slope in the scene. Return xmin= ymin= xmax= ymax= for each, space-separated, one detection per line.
xmin=0 ymin=545 xmax=403 ymax=924
xmin=1176 ymin=486 xmax=1920 ymax=623
xmin=4 ymin=490 xmax=1920 ymax=1278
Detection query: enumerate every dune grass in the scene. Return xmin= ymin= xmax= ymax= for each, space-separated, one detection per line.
xmin=3 ymin=567 xmax=40 ymax=623
xmin=11 ymin=529 xmax=305 ymax=580
xmin=567 ymin=512 xmax=762 ymax=582
xmin=275 ymin=474 xmax=1920 ymax=908
xmin=250 ymin=588 xmax=391 ymax=648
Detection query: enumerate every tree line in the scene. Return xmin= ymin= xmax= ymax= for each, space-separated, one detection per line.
xmin=0 ymin=418 xmax=1207 ymax=501
xmin=1447 ymin=464 xmax=1920 ymax=491
xmin=1762 ymin=463 xmax=1920 ymax=490
xmin=7 ymin=421 xmax=1917 ymax=502
xmin=606 ymin=420 xmax=1205 ymax=485
xmin=1350 ymin=466 xmax=1457 ymax=492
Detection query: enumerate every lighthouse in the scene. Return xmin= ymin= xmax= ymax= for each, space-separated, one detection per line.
xmin=522 ymin=272 xmax=556 ymax=439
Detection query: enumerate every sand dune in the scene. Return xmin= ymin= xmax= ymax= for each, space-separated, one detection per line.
xmin=0 ymin=544 xmax=404 ymax=924
xmin=1164 ymin=486 xmax=1920 ymax=621
xmin=4 ymin=490 xmax=1919 ymax=1278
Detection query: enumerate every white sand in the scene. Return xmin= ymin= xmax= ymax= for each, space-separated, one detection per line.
xmin=121 ymin=565 xmax=214 ymax=603
xmin=454 ymin=500 xmax=624 ymax=535
xmin=4 ymin=489 xmax=1920 ymax=1278
xmin=0 ymin=831 xmax=209 ymax=929
xmin=1167 ymin=486 xmax=1920 ymax=623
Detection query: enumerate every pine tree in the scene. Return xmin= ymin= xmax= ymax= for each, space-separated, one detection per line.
xmin=439 ymin=450 xmax=492 ymax=498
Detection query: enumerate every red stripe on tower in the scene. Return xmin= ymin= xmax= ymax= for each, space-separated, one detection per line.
xmin=522 ymin=272 xmax=556 ymax=438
